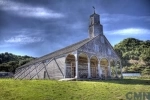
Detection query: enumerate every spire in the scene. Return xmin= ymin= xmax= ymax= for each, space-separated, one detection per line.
xmin=93 ymin=6 xmax=95 ymax=14
xmin=88 ymin=8 xmax=103 ymax=38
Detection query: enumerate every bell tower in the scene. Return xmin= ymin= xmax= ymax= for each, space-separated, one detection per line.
xmin=89 ymin=7 xmax=103 ymax=38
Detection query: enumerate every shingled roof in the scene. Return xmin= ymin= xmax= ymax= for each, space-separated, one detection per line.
xmin=18 ymin=37 xmax=95 ymax=68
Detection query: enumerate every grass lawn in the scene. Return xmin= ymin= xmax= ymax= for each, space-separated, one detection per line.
xmin=0 ymin=78 xmax=150 ymax=100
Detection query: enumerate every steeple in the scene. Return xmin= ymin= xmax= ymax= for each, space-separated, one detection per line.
xmin=88 ymin=7 xmax=103 ymax=38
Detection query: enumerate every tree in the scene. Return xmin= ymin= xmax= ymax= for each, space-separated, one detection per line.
xmin=0 ymin=52 xmax=34 ymax=73
xmin=114 ymin=38 xmax=150 ymax=75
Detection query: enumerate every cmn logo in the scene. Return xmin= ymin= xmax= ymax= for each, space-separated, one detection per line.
xmin=126 ymin=92 xmax=150 ymax=100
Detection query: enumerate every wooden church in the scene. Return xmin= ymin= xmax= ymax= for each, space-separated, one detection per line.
xmin=15 ymin=10 xmax=123 ymax=80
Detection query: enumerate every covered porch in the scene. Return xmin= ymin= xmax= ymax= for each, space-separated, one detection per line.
xmin=65 ymin=53 xmax=122 ymax=79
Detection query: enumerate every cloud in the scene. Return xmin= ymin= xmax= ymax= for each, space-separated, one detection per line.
xmin=3 ymin=28 xmax=45 ymax=44
xmin=106 ymin=28 xmax=150 ymax=36
xmin=101 ymin=14 xmax=150 ymax=23
xmin=0 ymin=0 xmax=65 ymax=19
xmin=71 ymin=22 xmax=85 ymax=29
xmin=4 ymin=34 xmax=44 ymax=44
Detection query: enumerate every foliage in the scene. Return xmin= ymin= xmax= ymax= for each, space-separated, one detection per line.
xmin=0 ymin=79 xmax=149 ymax=100
xmin=114 ymin=38 xmax=150 ymax=75
xmin=0 ymin=52 xmax=34 ymax=73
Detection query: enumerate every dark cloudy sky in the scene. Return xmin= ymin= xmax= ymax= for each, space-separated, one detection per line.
xmin=0 ymin=0 xmax=150 ymax=57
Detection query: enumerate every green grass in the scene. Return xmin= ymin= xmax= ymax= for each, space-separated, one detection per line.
xmin=0 ymin=78 xmax=150 ymax=100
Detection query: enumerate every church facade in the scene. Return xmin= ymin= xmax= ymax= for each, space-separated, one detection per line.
xmin=14 ymin=11 xmax=122 ymax=80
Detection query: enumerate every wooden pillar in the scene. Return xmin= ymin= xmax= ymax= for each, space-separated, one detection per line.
xmin=75 ymin=54 xmax=78 ymax=79
xmin=115 ymin=61 xmax=118 ymax=77
xmin=98 ymin=63 xmax=101 ymax=78
xmin=88 ymin=58 xmax=91 ymax=78
xmin=120 ymin=61 xmax=123 ymax=79
xmin=108 ymin=61 xmax=111 ymax=77
xmin=75 ymin=60 xmax=78 ymax=78
xmin=64 ymin=63 xmax=67 ymax=78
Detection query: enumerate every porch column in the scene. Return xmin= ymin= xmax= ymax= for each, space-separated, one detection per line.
xmin=120 ymin=61 xmax=123 ymax=79
xmin=75 ymin=60 xmax=78 ymax=78
xmin=108 ymin=61 xmax=111 ymax=77
xmin=75 ymin=54 xmax=78 ymax=78
xmin=115 ymin=61 xmax=118 ymax=78
xmin=64 ymin=63 xmax=67 ymax=78
xmin=98 ymin=63 xmax=101 ymax=78
xmin=88 ymin=58 xmax=91 ymax=78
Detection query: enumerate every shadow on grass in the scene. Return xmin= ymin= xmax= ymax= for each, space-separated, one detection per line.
xmin=104 ymin=79 xmax=150 ymax=85
xmin=80 ymin=79 xmax=150 ymax=85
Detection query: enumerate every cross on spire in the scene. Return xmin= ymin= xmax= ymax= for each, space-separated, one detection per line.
xmin=93 ymin=6 xmax=95 ymax=14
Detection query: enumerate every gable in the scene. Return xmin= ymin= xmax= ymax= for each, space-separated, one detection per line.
xmin=78 ymin=34 xmax=119 ymax=60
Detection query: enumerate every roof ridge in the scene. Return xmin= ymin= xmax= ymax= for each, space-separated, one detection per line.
xmin=40 ymin=38 xmax=89 ymax=58
xmin=18 ymin=38 xmax=90 ymax=68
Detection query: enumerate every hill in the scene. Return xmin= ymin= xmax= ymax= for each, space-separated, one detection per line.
xmin=114 ymin=38 xmax=150 ymax=75
xmin=0 ymin=52 xmax=34 ymax=73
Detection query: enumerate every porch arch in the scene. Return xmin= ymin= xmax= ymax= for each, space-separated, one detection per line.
xmin=90 ymin=56 xmax=98 ymax=78
xmin=116 ymin=60 xmax=122 ymax=78
xmin=78 ymin=53 xmax=88 ymax=78
xmin=110 ymin=59 xmax=116 ymax=78
xmin=65 ymin=54 xmax=76 ymax=78
xmin=100 ymin=58 xmax=109 ymax=78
